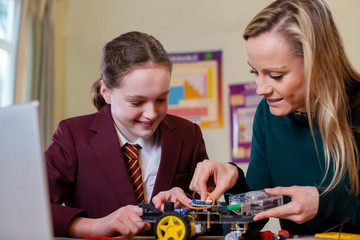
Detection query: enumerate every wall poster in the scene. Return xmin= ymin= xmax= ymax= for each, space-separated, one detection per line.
xmin=229 ymin=82 xmax=262 ymax=163
xmin=168 ymin=50 xmax=223 ymax=129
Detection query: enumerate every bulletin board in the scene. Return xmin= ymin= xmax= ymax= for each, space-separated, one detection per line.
xmin=229 ymin=82 xmax=262 ymax=163
xmin=168 ymin=51 xmax=223 ymax=129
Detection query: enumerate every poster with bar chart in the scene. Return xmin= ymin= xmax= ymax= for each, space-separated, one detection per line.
xmin=168 ymin=51 xmax=223 ymax=129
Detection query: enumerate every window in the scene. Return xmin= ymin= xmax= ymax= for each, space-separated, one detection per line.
xmin=0 ymin=0 xmax=21 ymax=107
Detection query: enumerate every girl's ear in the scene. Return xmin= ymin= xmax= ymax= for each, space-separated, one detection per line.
xmin=100 ymin=80 xmax=111 ymax=104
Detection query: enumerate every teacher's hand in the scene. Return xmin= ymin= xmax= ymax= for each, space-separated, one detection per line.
xmin=253 ymin=186 xmax=319 ymax=224
xmin=189 ymin=160 xmax=239 ymax=200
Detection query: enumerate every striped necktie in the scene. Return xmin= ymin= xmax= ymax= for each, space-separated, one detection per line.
xmin=122 ymin=143 xmax=145 ymax=203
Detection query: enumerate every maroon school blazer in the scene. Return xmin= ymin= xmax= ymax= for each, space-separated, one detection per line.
xmin=45 ymin=104 xmax=208 ymax=237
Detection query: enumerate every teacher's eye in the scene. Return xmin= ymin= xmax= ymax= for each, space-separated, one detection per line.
xmin=249 ymin=69 xmax=258 ymax=75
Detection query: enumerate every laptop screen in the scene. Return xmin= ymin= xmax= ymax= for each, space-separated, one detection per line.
xmin=0 ymin=101 xmax=53 ymax=239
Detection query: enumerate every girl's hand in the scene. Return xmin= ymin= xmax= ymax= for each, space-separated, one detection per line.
xmin=68 ymin=205 xmax=151 ymax=239
xmin=152 ymin=187 xmax=191 ymax=210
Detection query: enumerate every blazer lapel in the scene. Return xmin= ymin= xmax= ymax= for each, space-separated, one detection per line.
xmin=151 ymin=118 xmax=181 ymax=199
xmin=89 ymin=105 xmax=137 ymax=205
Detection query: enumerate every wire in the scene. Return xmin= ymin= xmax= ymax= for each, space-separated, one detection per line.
xmin=177 ymin=191 xmax=216 ymax=210
xmin=223 ymin=193 xmax=235 ymax=197
xmin=323 ymin=217 xmax=351 ymax=238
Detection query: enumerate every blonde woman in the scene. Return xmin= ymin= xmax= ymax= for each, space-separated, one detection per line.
xmin=154 ymin=0 xmax=360 ymax=235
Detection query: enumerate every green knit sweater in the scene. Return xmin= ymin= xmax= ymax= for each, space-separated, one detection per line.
xmin=246 ymin=98 xmax=360 ymax=235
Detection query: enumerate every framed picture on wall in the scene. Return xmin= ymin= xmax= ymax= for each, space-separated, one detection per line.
xmin=229 ymin=82 xmax=262 ymax=163
xmin=168 ymin=50 xmax=223 ymax=129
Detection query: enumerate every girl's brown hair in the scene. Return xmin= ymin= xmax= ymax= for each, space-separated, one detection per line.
xmin=91 ymin=31 xmax=172 ymax=111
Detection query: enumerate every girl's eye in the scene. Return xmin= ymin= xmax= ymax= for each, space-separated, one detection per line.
xmin=131 ymin=102 xmax=142 ymax=106
xmin=157 ymin=98 xmax=167 ymax=103
xmin=270 ymin=75 xmax=283 ymax=80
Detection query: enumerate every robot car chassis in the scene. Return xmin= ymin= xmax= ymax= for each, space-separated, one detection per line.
xmin=140 ymin=190 xmax=284 ymax=240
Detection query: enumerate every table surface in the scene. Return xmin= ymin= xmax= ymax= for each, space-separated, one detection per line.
xmin=130 ymin=235 xmax=339 ymax=240
xmin=55 ymin=237 xmax=225 ymax=240
xmin=56 ymin=235 xmax=331 ymax=240
xmin=129 ymin=237 xmax=224 ymax=240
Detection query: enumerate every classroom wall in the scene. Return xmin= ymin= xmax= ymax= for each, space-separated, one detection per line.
xmin=53 ymin=0 xmax=360 ymax=233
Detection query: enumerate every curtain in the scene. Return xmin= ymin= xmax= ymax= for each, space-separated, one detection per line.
xmin=15 ymin=0 xmax=55 ymax=148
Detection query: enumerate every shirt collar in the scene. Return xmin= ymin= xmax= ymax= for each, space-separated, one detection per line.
xmin=114 ymin=124 xmax=158 ymax=148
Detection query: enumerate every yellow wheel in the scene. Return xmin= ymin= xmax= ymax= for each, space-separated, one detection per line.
xmin=154 ymin=212 xmax=190 ymax=240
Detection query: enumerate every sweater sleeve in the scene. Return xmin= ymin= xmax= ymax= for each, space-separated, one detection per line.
xmin=316 ymin=98 xmax=360 ymax=229
xmin=317 ymin=181 xmax=360 ymax=230
xmin=45 ymin=120 xmax=87 ymax=237
xmin=225 ymin=162 xmax=249 ymax=195
xmin=224 ymin=162 xmax=269 ymax=231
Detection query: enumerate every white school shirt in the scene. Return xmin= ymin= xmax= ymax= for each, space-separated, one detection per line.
xmin=115 ymin=126 xmax=161 ymax=203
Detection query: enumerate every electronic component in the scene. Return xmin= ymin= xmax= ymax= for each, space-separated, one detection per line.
xmin=228 ymin=190 xmax=283 ymax=216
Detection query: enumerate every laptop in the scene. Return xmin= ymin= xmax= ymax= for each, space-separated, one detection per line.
xmin=0 ymin=101 xmax=53 ymax=239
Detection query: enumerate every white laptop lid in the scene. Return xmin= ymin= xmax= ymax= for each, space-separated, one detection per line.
xmin=0 ymin=101 xmax=53 ymax=239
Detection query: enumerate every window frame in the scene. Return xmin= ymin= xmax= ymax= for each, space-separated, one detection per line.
xmin=0 ymin=0 xmax=22 ymax=107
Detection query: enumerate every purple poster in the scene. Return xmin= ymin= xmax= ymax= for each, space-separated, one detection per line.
xmin=229 ymin=83 xmax=262 ymax=163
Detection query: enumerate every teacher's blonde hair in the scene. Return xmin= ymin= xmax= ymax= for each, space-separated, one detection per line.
xmin=244 ymin=0 xmax=360 ymax=196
